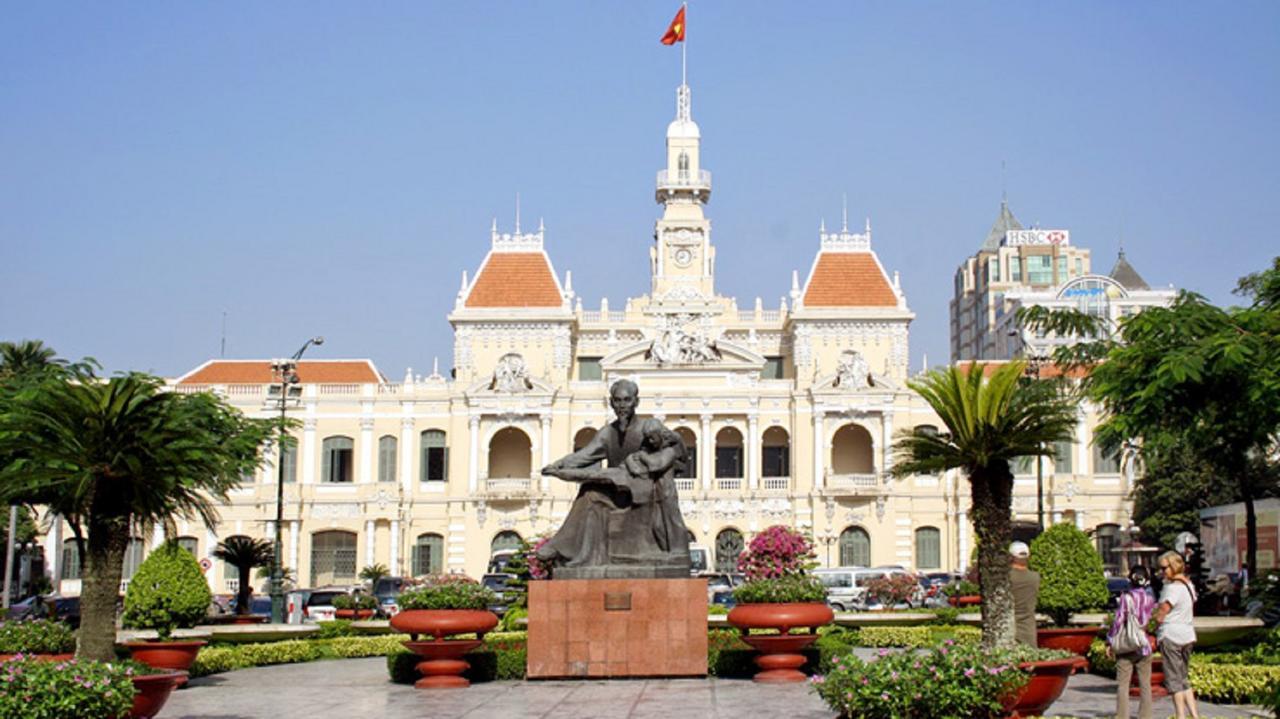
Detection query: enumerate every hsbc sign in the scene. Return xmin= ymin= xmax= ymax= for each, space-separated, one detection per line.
xmin=1004 ymin=229 xmax=1070 ymax=247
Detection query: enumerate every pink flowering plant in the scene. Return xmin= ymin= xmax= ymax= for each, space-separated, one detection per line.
xmin=0 ymin=619 xmax=75 ymax=655
xmin=0 ymin=655 xmax=136 ymax=719
xmin=811 ymin=642 xmax=1071 ymax=718
xmin=397 ymin=574 xmax=495 ymax=611
xmin=733 ymin=525 xmax=826 ymax=604
xmin=527 ymin=536 xmax=552 ymax=581
xmin=865 ymin=574 xmax=921 ymax=608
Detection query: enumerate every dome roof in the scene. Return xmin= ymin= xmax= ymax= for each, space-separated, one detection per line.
xmin=666 ymin=118 xmax=700 ymax=139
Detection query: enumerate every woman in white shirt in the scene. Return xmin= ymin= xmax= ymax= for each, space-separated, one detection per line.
xmin=1152 ymin=550 xmax=1200 ymax=719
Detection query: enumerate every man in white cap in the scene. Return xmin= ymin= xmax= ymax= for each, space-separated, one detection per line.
xmin=1009 ymin=541 xmax=1041 ymax=646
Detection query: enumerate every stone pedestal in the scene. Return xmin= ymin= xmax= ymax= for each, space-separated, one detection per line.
xmin=526 ymin=578 xmax=707 ymax=678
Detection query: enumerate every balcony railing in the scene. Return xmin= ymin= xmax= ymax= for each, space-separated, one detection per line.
xmin=656 ymin=169 xmax=711 ymax=191
xmin=674 ymin=478 xmax=695 ymax=493
xmin=761 ymin=476 xmax=790 ymax=491
xmin=826 ymin=472 xmax=880 ymax=493
xmin=483 ymin=476 xmax=538 ymax=497
xmin=716 ymin=478 xmax=742 ymax=491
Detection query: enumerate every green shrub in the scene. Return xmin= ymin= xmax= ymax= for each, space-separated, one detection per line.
xmin=0 ymin=619 xmax=76 ymax=654
xmin=0 ymin=656 xmax=135 ymax=719
xmin=732 ymin=575 xmax=826 ymax=604
xmin=326 ymin=636 xmax=404 ymax=658
xmin=313 ymin=619 xmax=357 ymax=639
xmin=1029 ymin=523 xmax=1109 ymax=626
xmin=122 ymin=540 xmax=212 ymax=640
xmin=499 ymin=606 xmax=528 ymax=631
xmin=942 ymin=579 xmax=980 ymax=597
xmin=236 ymin=639 xmax=322 ymax=666
xmin=189 ymin=645 xmax=249 ymax=677
xmin=1189 ymin=661 xmax=1280 ymax=704
xmin=387 ymin=650 xmax=418 ymax=684
xmin=331 ymin=594 xmax=377 ymax=611
xmin=707 ymin=604 xmax=728 ymax=616
xmin=1086 ymin=638 xmax=1115 ymax=677
xmin=397 ymin=575 xmax=494 ymax=610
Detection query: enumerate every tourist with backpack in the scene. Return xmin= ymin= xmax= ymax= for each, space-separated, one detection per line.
xmin=1154 ymin=550 xmax=1201 ymax=719
xmin=1108 ymin=565 xmax=1156 ymax=719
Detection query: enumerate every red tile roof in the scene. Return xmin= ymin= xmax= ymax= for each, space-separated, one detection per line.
xmin=177 ymin=360 xmax=383 ymax=385
xmin=803 ymin=252 xmax=898 ymax=307
xmin=465 ymin=252 xmax=563 ymax=308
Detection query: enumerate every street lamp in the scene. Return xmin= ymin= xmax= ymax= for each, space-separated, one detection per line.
xmin=269 ymin=336 xmax=323 ymax=624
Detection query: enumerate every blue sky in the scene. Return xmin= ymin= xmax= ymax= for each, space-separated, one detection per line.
xmin=3 ymin=2 xmax=1278 ymax=378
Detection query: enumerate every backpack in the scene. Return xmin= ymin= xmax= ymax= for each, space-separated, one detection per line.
xmin=1109 ymin=591 xmax=1148 ymax=655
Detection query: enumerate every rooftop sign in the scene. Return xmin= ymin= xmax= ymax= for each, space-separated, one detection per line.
xmin=1004 ymin=229 xmax=1070 ymax=247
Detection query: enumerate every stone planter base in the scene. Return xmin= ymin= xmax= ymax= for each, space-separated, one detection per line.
xmin=727 ymin=602 xmax=835 ymax=683
xmin=402 ymin=639 xmax=484 ymax=688
xmin=127 ymin=670 xmax=187 ymax=718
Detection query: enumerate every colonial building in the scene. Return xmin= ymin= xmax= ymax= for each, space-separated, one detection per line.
xmin=41 ymin=82 xmax=1143 ymax=596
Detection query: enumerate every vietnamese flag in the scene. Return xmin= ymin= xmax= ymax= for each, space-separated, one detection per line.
xmin=661 ymin=6 xmax=686 ymax=45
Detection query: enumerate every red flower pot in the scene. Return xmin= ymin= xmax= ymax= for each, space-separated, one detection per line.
xmin=335 ymin=609 xmax=376 ymax=620
xmin=125 ymin=640 xmax=206 ymax=673
xmin=1001 ymin=658 xmax=1078 ymax=718
xmin=390 ymin=609 xmax=498 ymax=689
xmin=726 ymin=602 xmax=834 ymax=683
xmin=948 ymin=595 xmax=982 ymax=607
xmin=1037 ymin=626 xmax=1101 ymax=668
xmin=127 ymin=670 xmax=187 ymax=719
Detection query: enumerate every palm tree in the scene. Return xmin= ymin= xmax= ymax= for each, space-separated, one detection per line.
xmin=359 ymin=563 xmax=390 ymax=589
xmin=0 ymin=370 xmax=274 ymax=659
xmin=214 ymin=536 xmax=274 ymax=615
xmin=892 ymin=362 xmax=1077 ymax=649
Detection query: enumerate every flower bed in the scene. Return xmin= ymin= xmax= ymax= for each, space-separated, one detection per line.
xmin=0 ymin=619 xmax=76 ymax=656
xmin=0 ymin=655 xmax=135 ymax=719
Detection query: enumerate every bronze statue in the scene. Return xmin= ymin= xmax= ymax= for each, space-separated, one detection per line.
xmin=536 ymin=379 xmax=692 ymax=578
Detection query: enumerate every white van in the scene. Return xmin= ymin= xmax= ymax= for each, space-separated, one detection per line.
xmin=813 ymin=567 xmax=922 ymax=611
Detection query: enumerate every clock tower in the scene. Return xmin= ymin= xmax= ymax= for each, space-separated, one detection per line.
xmin=651 ymin=83 xmax=715 ymax=304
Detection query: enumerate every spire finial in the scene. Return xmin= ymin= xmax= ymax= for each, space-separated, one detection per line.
xmin=514 ymin=192 xmax=521 ymax=234
xmin=1001 ymin=159 xmax=1008 ymax=206
xmin=538 ymin=217 xmax=545 ymax=233
xmin=842 ymin=193 xmax=849 ymax=232
xmin=820 ymin=218 xmax=826 ymax=234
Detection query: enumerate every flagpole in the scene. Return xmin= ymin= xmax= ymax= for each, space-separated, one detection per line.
xmin=681 ymin=2 xmax=687 ymax=87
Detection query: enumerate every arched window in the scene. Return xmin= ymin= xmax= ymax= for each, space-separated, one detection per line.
xmin=915 ymin=527 xmax=941 ymax=569
xmin=839 ymin=527 xmax=871 ymax=567
xmin=674 ymin=427 xmax=697 ymax=479
xmin=412 ymin=533 xmax=444 ymax=576
xmin=420 ymin=430 xmax=448 ymax=482
xmin=573 ymin=427 xmax=597 ymax=452
xmin=321 ymin=436 xmax=355 ymax=483
xmin=1095 ymin=523 xmax=1121 ymax=574
xmin=761 ymin=427 xmax=790 ymax=477
xmin=715 ymin=427 xmax=744 ymax=478
xmin=280 ymin=441 xmax=297 ymax=483
xmin=491 ymin=531 xmax=523 ymax=555
xmin=488 ymin=427 xmax=532 ymax=479
xmin=310 ymin=531 xmax=357 ymax=586
xmin=1093 ymin=444 xmax=1120 ymax=474
xmin=831 ymin=424 xmax=874 ymax=474
xmin=715 ymin=528 xmax=744 ymax=574
xmin=122 ymin=537 xmax=146 ymax=580
xmin=175 ymin=536 xmax=199 ymax=556
xmin=378 ymin=435 xmax=398 ymax=483
xmin=61 ymin=539 xmax=80 ymax=580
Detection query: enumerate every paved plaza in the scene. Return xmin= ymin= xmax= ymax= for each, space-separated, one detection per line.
xmin=157 ymin=657 xmax=1263 ymax=718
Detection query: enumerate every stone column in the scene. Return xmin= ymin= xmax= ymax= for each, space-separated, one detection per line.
xmin=699 ymin=414 xmax=713 ymax=491
xmin=359 ymin=417 xmax=375 ymax=484
xmin=400 ymin=416 xmax=415 ymax=492
xmin=44 ymin=516 xmax=62 ymax=589
xmin=747 ymin=414 xmax=759 ymax=490
xmin=881 ymin=414 xmax=894 ymax=477
xmin=301 ymin=418 xmax=318 ymax=484
xmin=288 ymin=521 xmax=300 ymax=583
xmin=364 ymin=520 xmax=375 ymax=567
xmin=151 ymin=524 xmax=165 ymax=550
xmin=390 ymin=519 xmax=401 ymax=575
xmin=469 ymin=416 xmax=482 ymax=494
xmin=540 ymin=414 xmax=553 ymax=492
xmin=812 ymin=410 xmax=825 ymax=490
xmin=957 ymin=509 xmax=969 ymax=572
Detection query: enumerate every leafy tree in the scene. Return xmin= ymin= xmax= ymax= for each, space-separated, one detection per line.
xmin=1028 ymin=523 xmax=1110 ymax=626
xmin=1130 ymin=433 xmax=1237 ymax=550
xmin=256 ymin=563 xmax=296 ymax=590
xmin=359 ymin=563 xmax=390 ymax=588
xmin=123 ymin=540 xmax=212 ymax=640
xmin=214 ymin=536 xmax=274 ymax=615
xmin=892 ymin=362 xmax=1077 ymax=649
xmin=0 ymin=368 xmax=274 ymax=660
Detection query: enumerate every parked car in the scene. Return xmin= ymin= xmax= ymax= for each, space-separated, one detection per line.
xmin=371 ymin=577 xmax=408 ymax=618
xmin=301 ymin=587 xmax=357 ymax=623
xmin=814 ymin=567 xmax=923 ymax=611
xmin=698 ymin=573 xmax=745 ymax=602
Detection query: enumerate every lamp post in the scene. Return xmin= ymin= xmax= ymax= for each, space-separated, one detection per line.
xmin=269 ymin=337 xmax=323 ymax=624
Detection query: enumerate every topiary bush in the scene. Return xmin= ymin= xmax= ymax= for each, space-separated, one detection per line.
xmin=122 ymin=540 xmax=212 ymax=640
xmin=1028 ymin=523 xmax=1109 ymax=626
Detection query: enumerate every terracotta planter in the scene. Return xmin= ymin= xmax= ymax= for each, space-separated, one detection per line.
xmin=126 ymin=670 xmax=187 ymax=719
xmin=125 ymin=639 xmax=206 ymax=686
xmin=1037 ymin=626 xmax=1101 ymax=667
xmin=0 ymin=653 xmax=75 ymax=662
xmin=335 ymin=609 xmax=376 ymax=620
xmin=948 ymin=595 xmax=982 ymax=607
xmin=726 ymin=602 xmax=834 ymax=683
xmin=1001 ymin=657 xmax=1078 ymax=718
xmin=390 ymin=609 xmax=498 ymax=688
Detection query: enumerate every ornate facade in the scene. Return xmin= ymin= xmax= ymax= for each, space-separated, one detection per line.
xmin=42 ymin=82 xmax=1140 ymax=595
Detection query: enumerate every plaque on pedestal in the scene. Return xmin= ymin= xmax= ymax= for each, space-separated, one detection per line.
xmin=526 ymin=578 xmax=707 ymax=678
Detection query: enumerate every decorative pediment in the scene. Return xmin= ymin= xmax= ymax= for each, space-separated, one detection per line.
xmin=600 ymin=339 xmax=766 ymax=372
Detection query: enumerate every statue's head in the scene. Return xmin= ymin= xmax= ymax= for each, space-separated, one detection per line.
xmin=609 ymin=379 xmax=639 ymax=421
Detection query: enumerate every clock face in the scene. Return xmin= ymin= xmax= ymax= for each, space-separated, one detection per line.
xmin=674 ymin=248 xmax=694 ymax=267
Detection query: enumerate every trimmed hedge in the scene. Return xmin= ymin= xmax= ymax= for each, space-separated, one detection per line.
xmin=190 ymin=635 xmax=406 ymax=677
xmin=1087 ymin=637 xmax=1280 ymax=705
